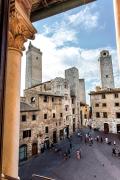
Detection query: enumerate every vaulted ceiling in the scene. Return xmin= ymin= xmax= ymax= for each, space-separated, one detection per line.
xmin=31 ymin=0 xmax=96 ymax=22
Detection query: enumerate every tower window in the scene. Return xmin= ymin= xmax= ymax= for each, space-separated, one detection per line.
xmin=45 ymin=126 xmax=48 ymax=133
xmin=64 ymin=83 xmax=68 ymax=89
xmin=72 ymin=108 xmax=75 ymax=114
xmin=53 ymin=113 xmax=55 ymax=118
xmin=102 ymin=103 xmax=107 ymax=107
xmin=52 ymin=97 xmax=54 ymax=102
xmin=114 ymin=93 xmax=119 ymax=98
xmin=31 ymin=97 xmax=35 ymax=103
xmin=22 ymin=115 xmax=26 ymax=122
xmin=44 ymin=114 xmax=47 ymax=119
xmin=23 ymin=130 xmax=31 ymax=138
xmin=36 ymin=57 xmax=38 ymax=60
xmin=96 ymin=112 xmax=100 ymax=118
xmin=72 ymin=98 xmax=74 ymax=104
xmin=95 ymin=103 xmax=99 ymax=107
xmin=103 ymin=112 xmax=107 ymax=118
xmin=65 ymin=105 xmax=68 ymax=111
xmin=60 ymin=113 xmax=62 ymax=117
xmin=102 ymin=94 xmax=106 ymax=99
xmin=106 ymin=75 xmax=108 ymax=78
xmin=115 ymin=103 xmax=119 ymax=107
xmin=116 ymin=113 xmax=120 ymax=118
xmin=32 ymin=114 xmax=36 ymax=120
xmin=43 ymin=96 xmax=47 ymax=102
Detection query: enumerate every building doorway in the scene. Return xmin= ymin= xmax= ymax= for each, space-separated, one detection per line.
xmin=66 ymin=125 xmax=69 ymax=137
xmin=104 ymin=123 xmax=109 ymax=133
xmin=73 ymin=123 xmax=75 ymax=132
xmin=44 ymin=138 xmax=50 ymax=149
xmin=59 ymin=129 xmax=64 ymax=140
xmin=53 ymin=131 xmax=57 ymax=143
xmin=19 ymin=144 xmax=27 ymax=161
xmin=32 ymin=143 xmax=38 ymax=155
xmin=117 ymin=124 xmax=120 ymax=133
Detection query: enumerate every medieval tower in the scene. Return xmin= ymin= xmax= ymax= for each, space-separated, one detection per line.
xmin=79 ymin=79 xmax=86 ymax=104
xmin=65 ymin=67 xmax=80 ymax=98
xmin=99 ymin=50 xmax=115 ymax=89
xmin=25 ymin=42 xmax=42 ymax=89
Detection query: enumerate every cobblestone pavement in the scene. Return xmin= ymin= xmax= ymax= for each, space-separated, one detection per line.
xmin=19 ymin=128 xmax=120 ymax=180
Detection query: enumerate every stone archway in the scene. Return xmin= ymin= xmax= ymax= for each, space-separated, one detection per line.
xmin=32 ymin=143 xmax=38 ymax=155
xmin=104 ymin=123 xmax=109 ymax=134
xmin=19 ymin=144 xmax=27 ymax=161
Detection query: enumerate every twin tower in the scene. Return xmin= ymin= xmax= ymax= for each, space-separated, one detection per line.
xmin=99 ymin=50 xmax=114 ymax=89
xmin=25 ymin=43 xmax=115 ymax=91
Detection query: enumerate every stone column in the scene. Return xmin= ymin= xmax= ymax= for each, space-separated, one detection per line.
xmin=113 ymin=0 xmax=120 ymax=64
xmin=2 ymin=0 xmax=36 ymax=179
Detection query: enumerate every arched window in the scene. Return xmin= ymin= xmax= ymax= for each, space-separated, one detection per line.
xmin=32 ymin=143 xmax=38 ymax=155
xmin=31 ymin=97 xmax=35 ymax=103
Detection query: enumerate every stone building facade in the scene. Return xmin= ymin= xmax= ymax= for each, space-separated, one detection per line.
xmin=80 ymin=102 xmax=89 ymax=127
xmin=20 ymin=74 xmax=86 ymax=161
xmin=99 ymin=50 xmax=115 ymax=89
xmin=90 ymin=88 xmax=120 ymax=133
xmin=89 ymin=50 xmax=120 ymax=134
xmin=19 ymin=44 xmax=86 ymax=161
xmin=79 ymin=79 xmax=86 ymax=104
xmin=25 ymin=42 xmax=42 ymax=89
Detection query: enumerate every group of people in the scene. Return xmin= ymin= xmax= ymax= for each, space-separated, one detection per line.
xmin=83 ymin=132 xmax=115 ymax=146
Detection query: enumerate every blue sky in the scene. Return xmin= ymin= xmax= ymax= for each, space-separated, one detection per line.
xmin=21 ymin=0 xmax=120 ymax=104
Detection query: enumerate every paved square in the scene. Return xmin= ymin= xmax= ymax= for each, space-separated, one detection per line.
xmin=19 ymin=129 xmax=120 ymax=180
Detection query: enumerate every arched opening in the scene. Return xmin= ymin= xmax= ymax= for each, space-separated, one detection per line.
xmin=44 ymin=137 xmax=50 ymax=149
xmin=104 ymin=123 xmax=109 ymax=134
xmin=53 ymin=131 xmax=57 ymax=143
xmin=19 ymin=144 xmax=27 ymax=161
xmin=32 ymin=143 xmax=38 ymax=155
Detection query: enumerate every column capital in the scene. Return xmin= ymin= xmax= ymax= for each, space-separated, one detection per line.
xmin=8 ymin=0 xmax=37 ymax=51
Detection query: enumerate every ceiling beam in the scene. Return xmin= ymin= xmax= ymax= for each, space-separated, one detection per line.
xmin=31 ymin=0 xmax=96 ymax=22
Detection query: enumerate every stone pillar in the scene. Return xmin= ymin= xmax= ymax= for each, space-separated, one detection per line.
xmin=113 ymin=0 xmax=120 ymax=64
xmin=2 ymin=0 xmax=36 ymax=179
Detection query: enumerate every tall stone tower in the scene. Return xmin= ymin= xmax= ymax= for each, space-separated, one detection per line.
xmin=25 ymin=42 xmax=42 ymax=89
xmin=99 ymin=50 xmax=114 ymax=89
xmin=65 ymin=67 xmax=79 ymax=98
xmin=79 ymin=79 xmax=86 ymax=103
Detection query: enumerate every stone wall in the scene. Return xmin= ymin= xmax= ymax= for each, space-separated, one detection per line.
xmin=99 ymin=50 xmax=114 ymax=89
xmin=79 ymin=79 xmax=86 ymax=104
xmin=25 ymin=42 xmax=42 ymax=89
xmin=90 ymin=91 xmax=120 ymax=133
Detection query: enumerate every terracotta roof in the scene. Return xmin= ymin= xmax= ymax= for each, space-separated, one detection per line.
xmin=20 ymin=102 xmax=39 ymax=112
xmin=89 ymin=88 xmax=120 ymax=95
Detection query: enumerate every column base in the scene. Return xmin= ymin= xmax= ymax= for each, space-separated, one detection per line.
xmin=1 ymin=174 xmax=20 ymax=180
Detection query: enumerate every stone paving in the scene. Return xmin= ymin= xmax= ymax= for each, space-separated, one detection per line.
xmin=19 ymin=128 xmax=120 ymax=180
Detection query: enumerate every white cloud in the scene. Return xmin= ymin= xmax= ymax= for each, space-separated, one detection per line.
xmin=20 ymin=3 xmax=119 ymax=105
xmin=68 ymin=6 xmax=99 ymax=30
xmin=21 ymin=32 xmax=120 ymax=105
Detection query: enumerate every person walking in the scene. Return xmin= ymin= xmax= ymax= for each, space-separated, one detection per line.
xmin=100 ymin=137 xmax=103 ymax=143
xmin=97 ymin=135 xmax=99 ymax=142
xmin=76 ymin=150 xmax=80 ymax=160
xmin=84 ymin=137 xmax=87 ymax=145
xmin=113 ymin=140 xmax=116 ymax=146
xmin=105 ymin=137 xmax=108 ymax=144
xmin=112 ymin=147 xmax=116 ymax=156
xmin=70 ymin=142 xmax=72 ymax=149
xmin=67 ymin=148 xmax=71 ymax=158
